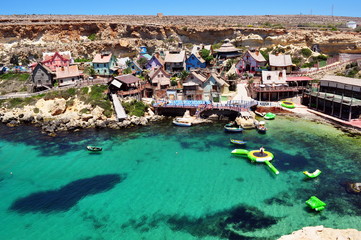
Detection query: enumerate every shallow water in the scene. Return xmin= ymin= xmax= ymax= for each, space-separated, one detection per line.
xmin=0 ymin=117 xmax=361 ymax=240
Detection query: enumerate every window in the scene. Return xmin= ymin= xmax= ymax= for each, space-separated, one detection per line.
xmin=97 ymin=64 xmax=99 ymax=67
xmin=267 ymin=75 xmax=271 ymax=80
xmin=72 ymin=78 xmax=74 ymax=81
xmin=97 ymin=70 xmax=100 ymax=73
xmin=104 ymin=69 xmax=107 ymax=73
xmin=60 ymin=80 xmax=63 ymax=83
xmin=279 ymin=72 xmax=283 ymax=78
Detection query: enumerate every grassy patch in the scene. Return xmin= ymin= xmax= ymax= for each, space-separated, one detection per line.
xmin=0 ymin=73 xmax=30 ymax=81
xmin=122 ymin=100 xmax=148 ymax=117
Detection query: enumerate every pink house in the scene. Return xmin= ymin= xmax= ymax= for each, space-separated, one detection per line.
xmin=235 ymin=50 xmax=267 ymax=74
xmin=30 ymin=52 xmax=71 ymax=72
xmin=42 ymin=52 xmax=71 ymax=71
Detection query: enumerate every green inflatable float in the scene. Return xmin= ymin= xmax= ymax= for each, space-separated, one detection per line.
xmin=264 ymin=112 xmax=276 ymax=120
xmin=303 ymin=169 xmax=322 ymax=178
xmin=231 ymin=148 xmax=279 ymax=175
xmin=306 ymin=196 xmax=326 ymax=211
xmin=280 ymin=101 xmax=295 ymax=109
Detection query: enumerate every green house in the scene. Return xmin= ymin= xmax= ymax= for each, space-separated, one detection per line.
xmin=92 ymin=52 xmax=118 ymax=76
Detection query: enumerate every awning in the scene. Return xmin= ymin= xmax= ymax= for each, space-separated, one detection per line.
xmin=110 ymin=80 xmax=122 ymax=88
xmin=286 ymin=76 xmax=313 ymax=81
xmin=183 ymin=82 xmax=199 ymax=86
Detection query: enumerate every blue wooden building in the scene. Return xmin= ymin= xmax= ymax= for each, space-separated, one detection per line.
xmin=185 ymin=53 xmax=206 ymax=71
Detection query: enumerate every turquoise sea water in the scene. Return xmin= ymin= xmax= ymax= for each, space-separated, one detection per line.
xmin=1 ymin=116 xmax=361 ymax=240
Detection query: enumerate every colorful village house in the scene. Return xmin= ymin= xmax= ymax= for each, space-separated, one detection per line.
xmin=235 ymin=49 xmax=267 ymax=75
xmin=55 ymin=65 xmax=82 ymax=87
xmin=185 ymin=53 xmax=206 ymax=70
xmin=110 ymin=74 xmax=146 ymax=100
xmin=139 ymin=46 xmax=152 ymax=61
xmin=182 ymin=70 xmax=227 ymax=101
xmin=191 ymin=44 xmax=213 ymax=55
xmin=214 ymin=39 xmax=241 ymax=59
xmin=269 ymin=54 xmax=294 ymax=74
xmin=31 ymin=63 xmax=55 ymax=91
xmin=127 ymin=61 xmax=143 ymax=75
xmin=30 ymin=51 xmax=72 ymax=72
xmin=92 ymin=52 xmax=118 ymax=77
xmin=251 ymin=70 xmax=300 ymax=101
xmin=164 ymin=50 xmax=186 ymax=72
xmin=148 ymin=67 xmax=171 ymax=90
xmin=145 ymin=53 xmax=164 ymax=70
xmin=204 ymin=73 xmax=230 ymax=102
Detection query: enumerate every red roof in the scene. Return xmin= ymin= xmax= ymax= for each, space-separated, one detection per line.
xmin=286 ymin=76 xmax=313 ymax=81
xmin=42 ymin=52 xmax=70 ymax=64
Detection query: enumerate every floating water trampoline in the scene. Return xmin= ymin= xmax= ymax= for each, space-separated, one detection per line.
xmin=231 ymin=149 xmax=279 ymax=175
xmin=280 ymin=101 xmax=295 ymax=109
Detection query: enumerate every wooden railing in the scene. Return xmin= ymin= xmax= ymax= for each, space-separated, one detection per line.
xmin=252 ymin=86 xmax=299 ymax=92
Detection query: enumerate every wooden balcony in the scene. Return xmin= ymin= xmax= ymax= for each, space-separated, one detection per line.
xmin=116 ymin=83 xmax=150 ymax=96
xmin=252 ymin=86 xmax=298 ymax=93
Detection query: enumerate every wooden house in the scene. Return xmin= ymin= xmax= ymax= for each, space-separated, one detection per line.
xmin=145 ymin=54 xmax=164 ymax=70
xmin=302 ymin=75 xmax=361 ymax=121
xmin=55 ymin=65 xmax=82 ymax=87
xmin=164 ymin=50 xmax=186 ymax=72
xmin=92 ymin=52 xmax=118 ymax=76
xmin=30 ymin=51 xmax=71 ymax=72
xmin=148 ymin=67 xmax=171 ymax=89
xmin=185 ymin=53 xmax=206 ymax=70
xmin=109 ymin=74 xmax=146 ymax=99
xmin=235 ymin=50 xmax=267 ymax=74
xmin=183 ymin=70 xmax=228 ymax=101
xmin=191 ymin=44 xmax=213 ymax=55
xmin=128 ymin=61 xmax=143 ymax=75
xmin=214 ymin=39 xmax=241 ymax=59
xmin=269 ymin=54 xmax=294 ymax=74
xmin=32 ymin=63 xmax=54 ymax=90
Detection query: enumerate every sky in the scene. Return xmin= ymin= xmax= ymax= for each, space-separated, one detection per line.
xmin=0 ymin=0 xmax=360 ymax=17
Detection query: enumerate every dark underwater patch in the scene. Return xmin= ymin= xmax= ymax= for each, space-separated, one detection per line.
xmin=9 ymin=174 xmax=125 ymax=213
xmin=270 ymin=150 xmax=309 ymax=172
xmin=120 ymin=205 xmax=280 ymax=239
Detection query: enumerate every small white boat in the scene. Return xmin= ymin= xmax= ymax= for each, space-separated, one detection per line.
xmin=173 ymin=118 xmax=192 ymax=127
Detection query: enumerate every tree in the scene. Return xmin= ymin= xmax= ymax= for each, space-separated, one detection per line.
xmin=123 ymin=67 xmax=132 ymax=74
xmin=301 ymin=48 xmax=312 ymax=58
xmin=179 ymin=70 xmax=189 ymax=81
xmin=10 ymin=55 xmax=19 ymax=66
xmin=84 ymin=65 xmax=96 ymax=76
xmin=137 ymin=57 xmax=148 ymax=69
xmin=199 ymin=49 xmax=214 ymax=64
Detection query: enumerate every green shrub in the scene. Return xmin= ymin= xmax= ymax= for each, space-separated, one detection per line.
xmin=80 ymin=108 xmax=90 ymax=114
xmin=122 ymin=100 xmax=148 ymax=117
xmin=88 ymin=33 xmax=96 ymax=41
xmin=33 ymin=108 xmax=40 ymax=113
xmin=8 ymin=98 xmax=24 ymax=108
xmin=0 ymin=73 xmax=30 ymax=81
xmin=80 ymin=87 xmax=89 ymax=95
xmin=301 ymin=48 xmax=312 ymax=58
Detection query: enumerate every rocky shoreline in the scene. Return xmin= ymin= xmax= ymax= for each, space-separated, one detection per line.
xmin=278 ymin=225 xmax=361 ymax=240
xmin=0 ymin=98 xmax=166 ymax=136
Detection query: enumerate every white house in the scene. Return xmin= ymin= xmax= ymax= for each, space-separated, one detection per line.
xmin=346 ymin=21 xmax=357 ymax=29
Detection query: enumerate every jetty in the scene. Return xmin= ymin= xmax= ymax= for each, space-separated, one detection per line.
xmin=111 ymin=94 xmax=127 ymax=120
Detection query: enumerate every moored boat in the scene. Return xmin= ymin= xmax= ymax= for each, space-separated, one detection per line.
xmin=224 ymin=123 xmax=243 ymax=133
xmin=256 ymin=121 xmax=267 ymax=133
xmin=173 ymin=118 xmax=192 ymax=127
xmin=87 ymin=146 xmax=103 ymax=152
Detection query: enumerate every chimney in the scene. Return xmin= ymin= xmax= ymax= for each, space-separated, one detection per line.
xmin=255 ymin=49 xmax=260 ymax=56
xmin=155 ymin=52 xmax=160 ymax=59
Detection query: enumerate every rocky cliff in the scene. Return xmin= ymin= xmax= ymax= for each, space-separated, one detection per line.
xmin=0 ymin=15 xmax=360 ymax=63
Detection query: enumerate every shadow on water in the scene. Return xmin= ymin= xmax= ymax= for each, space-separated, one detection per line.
xmin=9 ymin=174 xmax=126 ymax=213
xmin=120 ymin=204 xmax=280 ymax=240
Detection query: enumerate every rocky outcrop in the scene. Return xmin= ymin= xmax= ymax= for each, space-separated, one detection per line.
xmin=279 ymin=226 xmax=361 ymax=240
xmin=0 ymin=98 xmax=165 ymax=135
xmin=0 ymin=15 xmax=360 ymax=63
